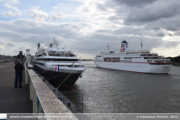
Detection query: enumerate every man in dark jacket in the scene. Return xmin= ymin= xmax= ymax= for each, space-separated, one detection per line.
xmin=14 ymin=59 xmax=24 ymax=88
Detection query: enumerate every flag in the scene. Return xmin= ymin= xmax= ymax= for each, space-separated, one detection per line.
xmin=55 ymin=66 xmax=59 ymax=72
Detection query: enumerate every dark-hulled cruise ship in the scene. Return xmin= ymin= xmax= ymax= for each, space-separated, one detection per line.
xmin=33 ymin=38 xmax=85 ymax=89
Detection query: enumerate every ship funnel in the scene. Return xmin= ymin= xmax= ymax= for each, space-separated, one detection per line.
xmin=50 ymin=43 xmax=52 ymax=47
xmin=120 ymin=40 xmax=129 ymax=52
xmin=38 ymin=43 xmax=40 ymax=48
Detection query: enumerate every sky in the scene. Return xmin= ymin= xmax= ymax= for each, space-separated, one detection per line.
xmin=0 ymin=0 xmax=180 ymax=59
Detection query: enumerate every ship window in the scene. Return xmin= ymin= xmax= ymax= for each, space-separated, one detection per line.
xmin=37 ymin=54 xmax=41 ymax=57
xmin=36 ymin=58 xmax=79 ymax=61
xmin=35 ymin=62 xmax=44 ymax=66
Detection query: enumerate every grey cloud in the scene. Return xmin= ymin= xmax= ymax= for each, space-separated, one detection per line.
xmin=0 ymin=19 xmax=179 ymax=57
xmin=155 ymin=32 xmax=165 ymax=37
xmin=114 ymin=36 xmax=179 ymax=51
xmin=97 ymin=27 xmax=167 ymax=38
xmin=113 ymin=0 xmax=157 ymax=7
xmin=124 ymin=1 xmax=180 ymax=24
xmin=50 ymin=13 xmax=62 ymax=20
xmin=108 ymin=16 xmax=121 ymax=21
xmin=174 ymin=32 xmax=180 ymax=36
xmin=6 ymin=43 xmax=14 ymax=47
xmin=144 ymin=16 xmax=180 ymax=31
xmin=103 ymin=0 xmax=180 ymax=32
xmin=97 ymin=4 xmax=107 ymax=11
xmin=168 ymin=33 xmax=173 ymax=36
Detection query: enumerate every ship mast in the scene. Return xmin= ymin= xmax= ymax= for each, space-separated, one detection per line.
xmin=107 ymin=43 xmax=109 ymax=52
xmin=141 ymin=39 xmax=143 ymax=50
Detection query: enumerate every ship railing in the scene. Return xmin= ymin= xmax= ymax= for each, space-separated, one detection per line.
xmin=48 ymin=55 xmax=76 ymax=57
xmin=47 ymin=52 xmax=76 ymax=57
xmin=45 ymin=61 xmax=80 ymax=63
xmin=140 ymin=54 xmax=158 ymax=57
xmin=0 ymin=57 xmax=14 ymax=63
xmin=46 ymin=65 xmax=84 ymax=71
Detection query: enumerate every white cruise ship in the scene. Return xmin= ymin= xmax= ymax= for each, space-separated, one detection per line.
xmin=34 ymin=38 xmax=85 ymax=88
xmin=94 ymin=41 xmax=173 ymax=74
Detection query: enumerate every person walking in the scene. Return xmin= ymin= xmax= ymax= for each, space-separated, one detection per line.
xmin=14 ymin=59 xmax=24 ymax=88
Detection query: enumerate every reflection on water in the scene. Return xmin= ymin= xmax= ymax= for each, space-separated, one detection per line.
xmin=72 ymin=61 xmax=180 ymax=113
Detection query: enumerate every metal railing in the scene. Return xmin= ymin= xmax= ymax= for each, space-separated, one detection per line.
xmin=0 ymin=58 xmax=14 ymax=63
xmin=36 ymin=61 xmax=80 ymax=64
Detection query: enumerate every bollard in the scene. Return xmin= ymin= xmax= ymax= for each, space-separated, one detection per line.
xmin=43 ymin=76 xmax=45 ymax=81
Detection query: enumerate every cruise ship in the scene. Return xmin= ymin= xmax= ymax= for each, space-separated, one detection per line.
xmin=94 ymin=41 xmax=173 ymax=74
xmin=33 ymin=39 xmax=85 ymax=88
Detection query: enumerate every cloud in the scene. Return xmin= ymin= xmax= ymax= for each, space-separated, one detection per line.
xmin=1 ymin=11 xmax=20 ymax=17
xmin=113 ymin=0 xmax=157 ymax=7
xmin=50 ymin=13 xmax=62 ymax=20
xmin=6 ymin=43 xmax=14 ymax=47
xmin=0 ymin=0 xmax=180 ymax=58
xmin=52 ymin=6 xmax=57 ymax=9
xmin=0 ymin=0 xmax=18 ymax=4
xmin=174 ymin=32 xmax=180 ymax=36
xmin=2 ymin=3 xmax=22 ymax=17
xmin=155 ymin=32 xmax=165 ymax=37
xmin=100 ymin=0 xmax=180 ymax=33
xmin=168 ymin=33 xmax=173 ymax=36
xmin=0 ymin=19 xmax=179 ymax=58
xmin=124 ymin=1 xmax=180 ymax=24
xmin=3 ymin=3 xmax=21 ymax=13
xmin=29 ymin=9 xmax=49 ymax=20
xmin=145 ymin=15 xmax=180 ymax=32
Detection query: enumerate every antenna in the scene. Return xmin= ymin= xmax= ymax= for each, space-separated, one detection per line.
xmin=107 ymin=43 xmax=109 ymax=51
xmin=141 ymin=39 xmax=143 ymax=50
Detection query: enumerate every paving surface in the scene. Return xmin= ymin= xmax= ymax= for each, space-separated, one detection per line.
xmin=0 ymin=62 xmax=32 ymax=113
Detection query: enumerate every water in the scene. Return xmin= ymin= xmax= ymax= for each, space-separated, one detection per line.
xmin=72 ymin=61 xmax=180 ymax=113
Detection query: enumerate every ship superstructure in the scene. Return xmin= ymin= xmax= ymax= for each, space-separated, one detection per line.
xmin=34 ymin=38 xmax=85 ymax=88
xmin=94 ymin=41 xmax=173 ymax=74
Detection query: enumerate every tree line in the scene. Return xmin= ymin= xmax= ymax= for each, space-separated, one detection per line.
xmin=166 ymin=56 xmax=180 ymax=63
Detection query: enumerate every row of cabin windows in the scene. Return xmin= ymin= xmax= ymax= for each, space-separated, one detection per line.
xmin=149 ymin=63 xmax=172 ymax=65
xmin=104 ymin=55 xmax=140 ymax=57
xmin=103 ymin=57 xmax=141 ymax=60
xmin=36 ymin=59 xmax=78 ymax=61
xmin=141 ymin=54 xmax=158 ymax=56
xmin=35 ymin=62 xmax=44 ymax=66
xmin=36 ymin=53 xmax=74 ymax=57
xmin=124 ymin=57 xmax=141 ymax=59
xmin=104 ymin=59 xmax=132 ymax=62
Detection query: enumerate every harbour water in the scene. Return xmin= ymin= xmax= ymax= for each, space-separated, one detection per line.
xmin=72 ymin=61 xmax=180 ymax=113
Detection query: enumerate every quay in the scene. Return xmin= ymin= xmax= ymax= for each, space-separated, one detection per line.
xmin=0 ymin=61 xmax=85 ymax=120
xmin=0 ymin=62 xmax=31 ymax=113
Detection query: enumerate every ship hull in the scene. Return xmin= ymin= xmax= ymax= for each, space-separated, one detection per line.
xmin=94 ymin=61 xmax=172 ymax=74
xmin=34 ymin=65 xmax=81 ymax=89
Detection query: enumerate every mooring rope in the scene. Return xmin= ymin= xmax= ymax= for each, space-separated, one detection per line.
xmin=46 ymin=72 xmax=68 ymax=81
xmin=56 ymin=70 xmax=74 ymax=90
xmin=46 ymin=71 xmax=54 ymax=80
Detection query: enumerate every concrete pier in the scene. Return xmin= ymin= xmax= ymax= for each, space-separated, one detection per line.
xmin=0 ymin=61 xmax=85 ymax=120
xmin=0 ymin=62 xmax=32 ymax=113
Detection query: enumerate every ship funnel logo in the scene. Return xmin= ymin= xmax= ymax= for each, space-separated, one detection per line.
xmin=121 ymin=44 xmax=125 ymax=52
xmin=120 ymin=40 xmax=129 ymax=52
